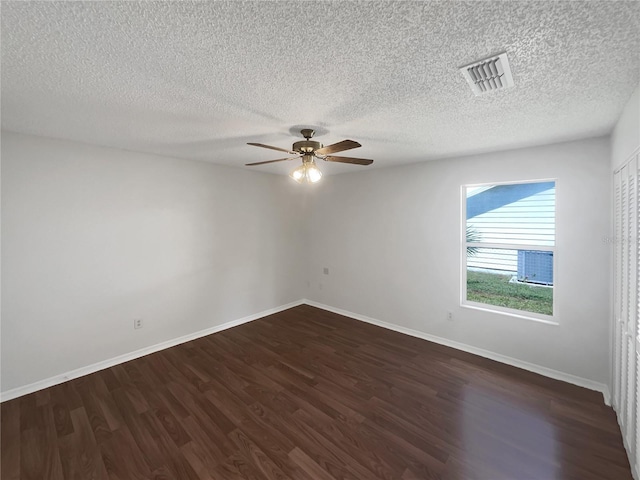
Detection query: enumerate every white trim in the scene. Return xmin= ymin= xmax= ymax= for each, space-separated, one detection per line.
xmin=304 ymin=300 xmax=610 ymax=404
xmin=0 ymin=300 xmax=305 ymax=403
xmin=462 ymin=302 xmax=558 ymax=325
xmin=462 ymin=179 xmax=558 ymax=322
xmin=613 ymin=145 xmax=640 ymax=174
xmin=464 ymin=177 xmax=558 ymax=189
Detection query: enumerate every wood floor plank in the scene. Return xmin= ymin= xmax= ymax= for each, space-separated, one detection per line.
xmin=91 ymin=375 xmax=124 ymax=433
xmin=140 ymin=411 xmax=201 ymax=480
xmin=58 ymin=407 xmax=108 ymax=480
xmin=179 ymin=416 xmax=227 ymax=469
xmin=288 ymin=447 xmax=337 ymax=480
xmin=292 ymin=407 xmax=395 ymax=480
xmin=1 ymin=305 xmax=633 ymax=479
xmin=20 ymin=428 xmax=46 ymax=480
xmin=40 ymin=404 xmax=65 ymax=480
xmin=98 ymin=428 xmax=149 ymax=480
xmin=180 ymin=441 xmax=216 ymax=480
xmin=227 ymin=428 xmax=288 ymax=480
xmin=165 ymin=385 xmax=237 ymax=461
xmin=1 ymin=400 xmax=22 ymax=480
xmin=75 ymin=382 xmax=112 ymax=445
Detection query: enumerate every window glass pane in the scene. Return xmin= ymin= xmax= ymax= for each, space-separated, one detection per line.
xmin=466 ymin=181 xmax=555 ymax=247
xmin=467 ymin=247 xmax=518 ymax=272
xmin=466 ymin=248 xmax=553 ymax=315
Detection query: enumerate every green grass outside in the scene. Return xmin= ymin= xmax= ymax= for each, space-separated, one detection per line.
xmin=466 ymin=270 xmax=553 ymax=316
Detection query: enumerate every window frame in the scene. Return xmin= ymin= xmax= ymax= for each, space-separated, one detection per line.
xmin=461 ymin=179 xmax=558 ymax=325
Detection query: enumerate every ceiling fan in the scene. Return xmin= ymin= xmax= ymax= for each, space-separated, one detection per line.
xmin=246 ymin=129 xmax=373 ymax=183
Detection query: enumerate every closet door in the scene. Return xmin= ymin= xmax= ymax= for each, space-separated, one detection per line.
xmin=619 ymin=162 xmax=630 ymax=425
xmin=614 ymin=153 xmax=640 ymax=476
xmin=625 ymin=156 xmax=637 ymax=459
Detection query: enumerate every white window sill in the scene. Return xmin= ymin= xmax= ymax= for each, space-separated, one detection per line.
xmin=461 ymin=301 xmax=559 ymax=326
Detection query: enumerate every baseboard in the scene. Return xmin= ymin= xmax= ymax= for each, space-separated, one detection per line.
xmin=0 ymin=299 xmax=305 ymax=402
xmin=304 ymin=300 xmax=610 ymax=403
xmin=2 ymin=299 xmax=611 ymax=405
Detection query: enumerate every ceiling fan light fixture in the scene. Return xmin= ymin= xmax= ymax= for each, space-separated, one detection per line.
xmin=246 ymin=129 xmax=373 ymax=177
xmin=290 ymin=161 xmax=322 ymax=184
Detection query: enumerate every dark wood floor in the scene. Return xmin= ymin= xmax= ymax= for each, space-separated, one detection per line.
xmin=1 ymin=305 xmax=631 ymax=480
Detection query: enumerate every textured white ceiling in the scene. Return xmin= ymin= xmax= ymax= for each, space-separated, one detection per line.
xmin=2 ymin=1 xmax=639 ymax=175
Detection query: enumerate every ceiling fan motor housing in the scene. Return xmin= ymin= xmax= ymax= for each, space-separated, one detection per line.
xmin=293 ymin=140 xmax=322 ymax=153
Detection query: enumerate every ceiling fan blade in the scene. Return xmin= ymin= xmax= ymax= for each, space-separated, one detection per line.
xmin=315 ymin=139 xmax=361 ymax=155
xmin=247 ymin=142 xmax=296 ymax=154
xmin=245 ymin=156 xmax=300 ymax=166
xmin=324 ymin=155 xmax=373 ymax=165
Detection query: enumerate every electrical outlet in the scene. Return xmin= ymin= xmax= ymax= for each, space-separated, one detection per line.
xmin=134 ymin=318 xmax=143 ymax=329
xmin=447 ymin=311 xmax=453 ymax=321
xmin=323 ymin=267 xmax=329 ymax=275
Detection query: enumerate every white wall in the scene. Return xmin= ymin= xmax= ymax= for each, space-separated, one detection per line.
xmin=305 ymin=137 xmax=611 ymax=384
xmin=612 ymin=84 xmax=640 ymax=171
xmin=0 ymin=130 xmax=618 ymax=395
xmin=1 ymin=131 xmax=305 ymax=393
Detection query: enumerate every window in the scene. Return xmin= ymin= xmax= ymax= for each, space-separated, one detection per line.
xmin=463 ymin=180 xmax=556 ymax=320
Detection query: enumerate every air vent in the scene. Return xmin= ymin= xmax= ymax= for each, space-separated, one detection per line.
xmin=460 ymin=52 xmax=514 ymax=96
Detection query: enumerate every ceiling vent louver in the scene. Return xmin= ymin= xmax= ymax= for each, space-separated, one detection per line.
xmin=460 ymin=52 xmax=514 ymax=96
